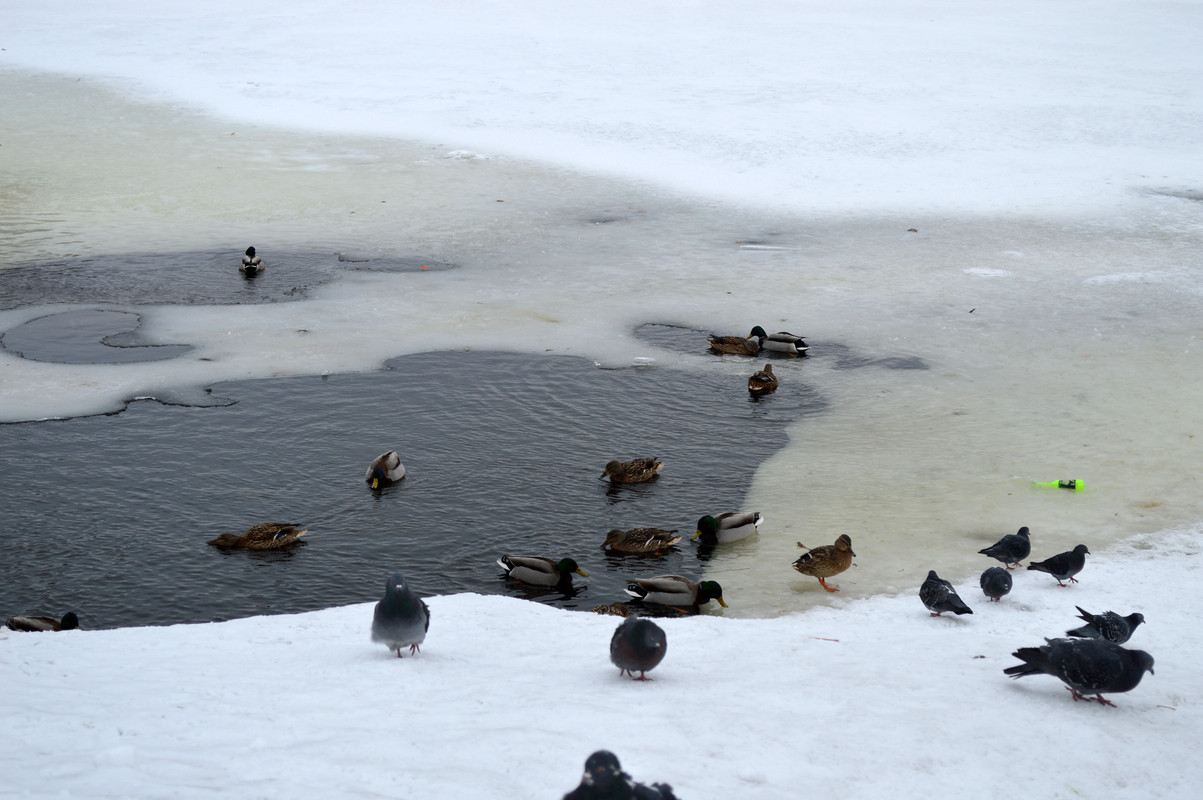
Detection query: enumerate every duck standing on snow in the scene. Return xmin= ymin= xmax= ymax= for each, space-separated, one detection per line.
xmin=609 ymin=616 xmax=668 ymax=681
xmin=600 ymin=457 xmax=664 ymax=484
xmin=497 ymin=555 xmax=588 ymax=589
xmin=371 ymin=572 xmax=429 ymax=658
xmin=366 ymin=450 xmax=406 ymax=489
xmin=749 ymin=325 xmax=808 ymax=356
xmin=792 ymin=534 xmax=855 ymax=592
xmin=207 ymin=522 xmax=307 ymax=550
xmin=239 ymin=246 xmax=264 ymax=276
xmin=693 ymin=512 xmax=763 ymax=545
xmin=6 ymin=612 xmax=80 ymax=632
xmin=602 ymin=528 xmax=682 ymax=555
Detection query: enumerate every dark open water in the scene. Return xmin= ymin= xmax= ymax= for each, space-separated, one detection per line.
xmin=0 ymin=333 xmax=827 ymax=629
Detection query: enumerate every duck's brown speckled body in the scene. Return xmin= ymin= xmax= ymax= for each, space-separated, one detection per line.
xmin=793 ymin=534 xmax=856 ymax=592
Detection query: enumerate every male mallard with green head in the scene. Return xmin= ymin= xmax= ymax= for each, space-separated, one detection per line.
xmin=239 ymin=246 xmax=264 ymax=276
xmin=207 ymin=522 xmax=308 ymax=550
xmin=793 ymin=534 xmax=856 ymax=592
xmin=602 ymin=527 xmax=682 ymax=554
xmin=693 ymin=512 xmax=763 ymax=545
xmin=6 ymin=612 xmax=80 ymax=632
xmin=749 ymin=325 xmax=808 ymax=356
xmin=600 ymin=457 xmax=664 ymax=484
xmin=747 ymin=363 xmax=778 ymax=394
xmin=497 ymin=555 xmax=588 ymax=589
xmin=366 ymin=450 xmax=406 ymax=489
xmin=624 ymin=575 xmax=727 ymax=609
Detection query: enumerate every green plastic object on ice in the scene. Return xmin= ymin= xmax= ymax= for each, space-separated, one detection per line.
xmin=1032 ymin=479 xmax=1084 ymax=491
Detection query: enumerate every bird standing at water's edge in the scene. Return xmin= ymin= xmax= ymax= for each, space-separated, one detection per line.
xmin=610 ymin=616 xmax=668 ymax=681
xmin=793 ymin=534 xmax=855 ymax=591
xmin=371 ymin=572 xmax=429 ymax=658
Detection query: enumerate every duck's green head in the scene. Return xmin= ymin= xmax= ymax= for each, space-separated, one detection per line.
xmin=368 ymin=466 xmax=386 ymax=489
xmin=698 ymin=580 xmax=727 ymax=607
xmin=558 ymin=557 xmax=588 ymax=577
xmin=692 ymin=515 xmax=719 ymax=541
xmin=748 ymin=325 xmax=768 ymax=339
xmin=60 ymin=612 xmax=80 ymax=630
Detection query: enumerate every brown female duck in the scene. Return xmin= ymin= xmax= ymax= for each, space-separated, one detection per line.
xmin=793 ymin=534 xmax=856 ymax=592
xmin=600 ymin=457 xmax=664 ymax=484
xmin=207 ymin=522 xmax=308 ymax=550
xmin=602 ymin=527 xmax=682 ymax=554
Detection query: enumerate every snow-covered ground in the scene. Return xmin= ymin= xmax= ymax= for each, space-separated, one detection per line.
xmin=4 ymin=528 xmax=1200 ymax=798
xmin=3 ymin=2 xmax=1202 ymax=796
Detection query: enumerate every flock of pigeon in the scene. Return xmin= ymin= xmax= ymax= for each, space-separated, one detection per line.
xmin=920 ymin=525 xmax=1154 ymax=706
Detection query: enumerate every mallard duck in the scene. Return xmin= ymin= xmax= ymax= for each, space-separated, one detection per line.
xmin=602 ymin=527 xmax=682 ymax=554
xmin=1027 ymin=544 xmax=1090 ymax=586
xmin=207 ymin=522 xmax=308 ymax=550
xmin=600 ymin=457 xmax=664 ymax=484
xmin=610 ymin=616 xmax=668 ymax=681
xmin=497 ymin=555 xmax=588 ymax=588
xmin=793 ymin=534 xmax=855 ymax=591
xmin=747 ymin=363 xmax=778 ymax=394
xmin=749 ymin=325 xmax=808 ymax=355
xmin=5 ymin=612 xmax=80 ymax=632
xmin=366 ymin=450 xmax=406 ymax=489
xmin=592 ymin=602 xmax=632 ymax=617
xmin=239 ymin=246 xmax=264 ymax=276
xmin=706 ymin=332 xmax=760 ymax=356
xmin=692 ymin=512 xmax=763 ymax=545
xmin=624 ymin=575 xmax=727 ymax=609
xmin=371 ymin=572 xmax=430 ymax=657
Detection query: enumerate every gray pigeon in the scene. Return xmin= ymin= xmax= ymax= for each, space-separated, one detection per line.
xmin=1004 ymin=637 xmax=1154 ymax=706
xmin=920 ymin=570 xmax=973 ymax=616
xmin=562 ymin=750 xmax=679 ymax=800
xmin=371 ymin=572 xmax=430 ymax=657
xmin=1066 ymin=606 xmax=1145 ymax=644
xmin=978 ymin=526 xmax=1031 ymax=569
xmin=1027 ymin=544 xmax=1090 ymax=586
xmin=610 ymin=616 xmax=668 ymax=681
xmin=979 ymin=566 xmax=1013 ymax=601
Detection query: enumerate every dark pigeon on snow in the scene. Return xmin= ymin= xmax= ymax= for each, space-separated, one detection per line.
xmin=978 ymin=526 xmax=1031 ymax=569
xmin=371 ymin=572 xmax=430 ymax=658
xmin=610 ymin=616 xmax=668 ymax=681
xmin=920 ymin=570 xmax=973 ymax=616
xmin=979 ymin=566 xmax=1013 ymax=602
xmin=1004 ymin=637 xmax=1154 ymax=706
xmin=1066 ymin=606 xmax=1144 ymax=644
xmin=563 ymin=750 xmax=679 ymax=800
xmin=1027 ymin=544 xmax=1090 ymax=586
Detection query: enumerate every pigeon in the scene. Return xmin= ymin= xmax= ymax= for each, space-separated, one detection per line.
xmin=920 ymin=570 xmax=973 ymax=616
xmin=609 ymin=616 xmax=667 ymax=681
xmin=978 ymin=526 xmax=1031 ymax=569
xmin=5 ymin=612 xmax=80 ymax=632
xmin=979 ymin=566 xmax=1013 ymax=602
xmin=371 ymin=572 xmax=430 ymax=658
xmin=1027 ymin=544 xmax=1090 ymax=586
xmin=1066 ymin=606 xmax=1145 ymax=644
xmin=562 ymin=750 xmax=679 ymax=800
xmin=1004 ymin=637 xmax=1154 ymax=706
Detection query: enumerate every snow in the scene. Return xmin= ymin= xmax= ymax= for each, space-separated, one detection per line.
xmin=3 ymin=528 xmax=1201 ymax=798
xmin=3 ymin=1 xmax=1203 ymax=797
